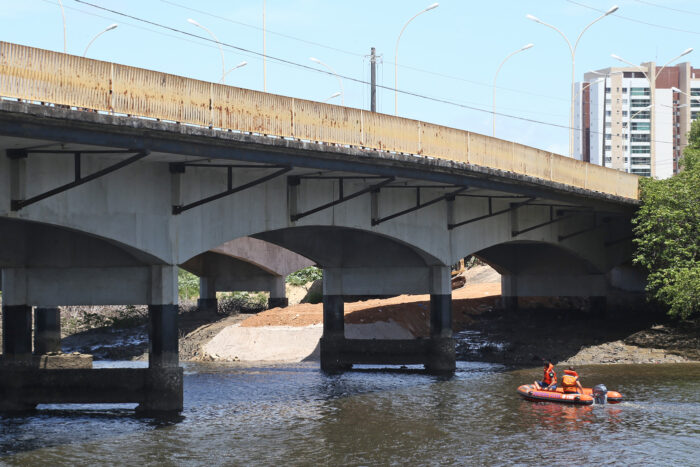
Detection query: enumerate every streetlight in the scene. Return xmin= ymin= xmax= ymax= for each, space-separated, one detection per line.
xmin=671 ymin=86 xmax=700 ymax=102
xmin=58 ymin=0 xmax=67 ymax=53
xmin=221 ymin=61 xmax=248 ymax=82
xmin=394 ymin=2 xmax=439 ymax=116
xmin=492 ymin=43 xmax=534 ymax=137
xmin=82 ymin=24 xmax=118 ymax=57
xmin=611 ymin=48 xmax=693 ymax=83
xmin=324 ymin=92 xmax=342 ymax=103
xmin=310 ymin=57 xmax=344 ymax=105
xmin=188 ymin=18 xmax=226 ymax=84
xmin=526 ymin=4 xmax=618 ymax=157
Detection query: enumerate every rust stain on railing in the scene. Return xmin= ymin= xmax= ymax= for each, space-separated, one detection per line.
xmin=0 ymin=41 xmax=639 ymax=200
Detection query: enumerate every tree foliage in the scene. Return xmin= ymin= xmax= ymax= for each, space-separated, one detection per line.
xmin=632 ymin=120 xmax=700 ymax=318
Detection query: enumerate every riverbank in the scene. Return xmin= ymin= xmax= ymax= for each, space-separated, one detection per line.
xmin=3 ymin=266 xmax=697 ymax=366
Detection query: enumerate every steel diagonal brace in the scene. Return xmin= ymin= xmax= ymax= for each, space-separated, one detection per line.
xmin=511 ymin=212 xmax=579 ymax=237
xmin=372 ymin=187 xmax=467 ymax=226
xmin=9 ymin=149 xmax=149 ymax=211
xmin=173 ymin=166 xmax=292 ymax=215
xmin=291 ymin=177 xmax=395 ymax=222
xmin=448 ymin=197 xmax=536 ymax=230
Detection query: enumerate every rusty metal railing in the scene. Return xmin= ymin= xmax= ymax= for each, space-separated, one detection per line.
xmin=0 ymin=41 xmax=639 ymax=200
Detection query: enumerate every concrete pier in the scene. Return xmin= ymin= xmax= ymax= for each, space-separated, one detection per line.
xmin=319 ymin=266 xmax=456 ymax=374
xmin=34 ymin=307 xmax=61 ymax=354
xmin=1 ymin=304 xmax=32 ymax=365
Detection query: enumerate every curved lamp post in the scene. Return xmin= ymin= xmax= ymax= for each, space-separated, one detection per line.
xmin=394 ymin=2 xmax=439 ymax=115
xmin=221 ymin=61 xmax=248 ymax=82
xmin=492 ymin=43 xmax=534 ymax=137
xmin=58 ymin=0 xmax=67 ymax=53
xmin=310 ymin=57 xmax=344 ymax=105
xmin=188 ymin=18 xmax=226 ymax=84
xmin=82 ymin=24 xmax=118 ymax=57
xmin=526 ymin=5 xmax=618 ymax=157
xmin=324 ymin=92 xmax=342 ymax=103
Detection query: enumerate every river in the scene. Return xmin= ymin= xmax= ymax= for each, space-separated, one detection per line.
xmin=1 ymin=361 xmax=699 ymax=465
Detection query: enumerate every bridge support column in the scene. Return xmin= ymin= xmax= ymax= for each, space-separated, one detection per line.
xmin=2 ymin=270 xmax=33 ymax=367
xmin=268 ymin=276 xmax=288 ymax=309
xmin=34 ymin=307 xmax=61 ymax=355
xmin=139 ymin=265 xmax=183 ymax=413
xmin=2 ymin=305 xmax=33 ymax=365
xmin=319 ymin=266 xmax=455 ymax=374
xmin=197 ymin=276 xmax=217 ymax=313
xmin=426 ymin=266 xmax=456 ymax=374
xmin=501 ymin=273 xmax=607 ymax=315
xmin=320 ymin=294 xmax=346 ymax=373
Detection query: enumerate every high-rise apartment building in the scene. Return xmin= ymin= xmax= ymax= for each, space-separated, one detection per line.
xmin=574 ymin=62 xmax=700 ymax=179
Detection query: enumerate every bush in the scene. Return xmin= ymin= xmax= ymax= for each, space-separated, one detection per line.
xmin=286 ymin=266 xmax=323 ymax=286
xmin=178 ymin=268 xmax=200 ymax=300
xmin=633 ymin=120 xmax=700 ymax=318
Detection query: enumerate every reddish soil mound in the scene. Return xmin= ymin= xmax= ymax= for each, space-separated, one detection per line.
xmin=240 ymin=282 xmax=502 ymax=336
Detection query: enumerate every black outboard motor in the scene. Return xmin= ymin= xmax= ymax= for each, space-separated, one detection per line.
xmin=593 ymin=384 xmax=608 ymax=404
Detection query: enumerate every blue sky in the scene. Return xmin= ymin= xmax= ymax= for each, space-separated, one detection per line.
xmin=1 ymin=0 xmax=698 ymax=155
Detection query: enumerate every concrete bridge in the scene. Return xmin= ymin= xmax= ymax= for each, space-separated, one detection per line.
xmin=0 ymin=42 xmax=640 ymax=412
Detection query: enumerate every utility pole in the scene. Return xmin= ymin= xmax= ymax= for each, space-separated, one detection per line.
xmin=370 ymin=47 xmax=377 ymax=112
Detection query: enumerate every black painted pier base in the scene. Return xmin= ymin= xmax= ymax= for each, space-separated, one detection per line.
xmin=34 ymin=307 xmax=61 ymax=355
xmin=0 ymin=304 xmax=183 ymax=413
xmin=197 ymin=297 xmax=218 ymax=313
xmin=268 ymin=297 xmax=289 ymax=309
xmin=319 ymin=294 xmax=456 ymax=375
xmin=2 ymin=305 xmax=32 ymax=365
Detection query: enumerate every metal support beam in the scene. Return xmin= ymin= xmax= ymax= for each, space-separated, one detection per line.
xmin=372 ymin=187 xmax=467 ymax=226
xmin=512 ymin=211 xmax=579 ymax=237
xmin=172 ymin=166 xmax=291 ymax=214
xmin=448 ymin=198 xmax=535 ymax=230
xmin=605 ymin=235 xmax=633 ymax=247
xmin=291 ymin=177 xmax=394 ymax=222
xmin=9 ymin=149 xmax=148 ymax=211
xmin=558 ymin=214 xmax=598 ymax=241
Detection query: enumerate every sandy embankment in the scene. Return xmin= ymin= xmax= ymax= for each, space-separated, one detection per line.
xmin=200 ymin=276 xmax=500 ymax=363
xmin=187 ymin=264 xmax=699 ymax=366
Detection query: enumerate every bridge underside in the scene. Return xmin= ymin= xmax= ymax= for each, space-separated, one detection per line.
xmin=0 ymin=101 xmax=640 ymax=411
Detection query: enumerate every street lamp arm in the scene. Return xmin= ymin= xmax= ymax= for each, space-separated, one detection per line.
xmin=395 ymin=3 xmax=439 ymax=115
xmin=82 ymin=24 xmax=118 ymax=57
xmin=310 ymin=58 xmax=344 ymax=105
xmin=655 ymin=48 xmax=693 ymax=80
xmin=492 ymin=44 xmax=534 ymax=136
xmin=188 ymin=19 xmax=226 ymax=84
xmin=573 ymin=5 xmax=618 ymax=56
xmin=221 ymin=61 xmax=248 ymax=81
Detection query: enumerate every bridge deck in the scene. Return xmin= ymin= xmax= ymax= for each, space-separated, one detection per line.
xmin=0 ymin=41 xmax=638 ymax=200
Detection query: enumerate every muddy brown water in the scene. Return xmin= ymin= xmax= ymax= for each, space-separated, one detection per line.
xmin=1 ymin=361 xmax=699 ymax=465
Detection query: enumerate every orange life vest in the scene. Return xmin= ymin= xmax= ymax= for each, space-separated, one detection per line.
xmin=543 ymin=363 xmax=556 ymax=386
xmin=561 ymin=369 xmax=579 ymax=393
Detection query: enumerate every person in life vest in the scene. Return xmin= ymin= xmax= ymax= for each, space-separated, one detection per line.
xmin=534 ymin=361 xmax=557 ymax=390
xmin=561 ymin=367 xmax=584 ymax=394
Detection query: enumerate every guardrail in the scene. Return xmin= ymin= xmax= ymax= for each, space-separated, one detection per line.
xmin=0 ymin=41 xmax=639 ymax=200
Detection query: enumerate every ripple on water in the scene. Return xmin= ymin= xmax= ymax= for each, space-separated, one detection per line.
xmin=1 ymin=362 xmax=699 ymax=465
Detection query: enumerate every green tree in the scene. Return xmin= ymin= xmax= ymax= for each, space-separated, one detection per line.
xmin=632 ymin=120 xmax=700 ymax=318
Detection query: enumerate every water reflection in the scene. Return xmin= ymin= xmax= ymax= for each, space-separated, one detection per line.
xmin=1 ymin=362 xmax=699 ymax=465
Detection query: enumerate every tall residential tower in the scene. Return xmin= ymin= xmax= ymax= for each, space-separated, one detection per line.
xmin=574 ymin=62 xmax=699 ymax=179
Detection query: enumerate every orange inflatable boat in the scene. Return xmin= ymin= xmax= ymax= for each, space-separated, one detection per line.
xmin=517 ymin=383 xmax=622 ymax=405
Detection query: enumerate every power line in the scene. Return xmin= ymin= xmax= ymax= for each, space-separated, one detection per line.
xmin=72 ymin=0 xmax=572 ymax=128
xmin=565 ymin=0 xmax=700 ymax=36
xmin=631 ymin=0 xmax=700 ymax=17
xmin=34 ymin=0 xmax=564 ymax=121
xmin=159 ymin=0 xmax=365 ymax=58
xmin=34 ymin=0 xmax=681 ymax=145
xmin=160 ymin=0 xmax=567 ymax=103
